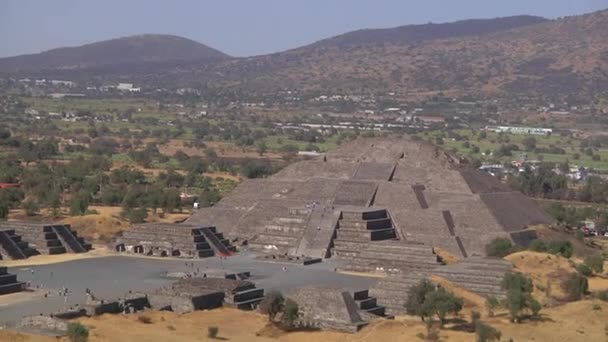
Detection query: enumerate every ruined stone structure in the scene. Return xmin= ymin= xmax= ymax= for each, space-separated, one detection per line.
xmin=368 ymin=257 xmax=513 ymax=315
xmin=0 ymin=222 xmax=91 ymax=260
xmin=287 ymin=287 xmax=391 ymax=333
xmin=188 ymin=137 xmax=551 ymax=260
xmin=115 ymin=224 xmax=235 ymax=258
xmin=149 ymin=278 xmax=264 ymax=313
xmin=0 ymin=266 xmax=24 ymax=295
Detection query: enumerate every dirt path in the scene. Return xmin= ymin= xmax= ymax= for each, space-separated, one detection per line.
xmin=0 ymin=246 xmax=112 ymax=267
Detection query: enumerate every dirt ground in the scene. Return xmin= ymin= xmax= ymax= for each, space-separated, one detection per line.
xmin=7 ymin=206 xmax=191 ymax=243
xmin=506 ymin=251 xmax=608 ymax=303
xmin=2 ymin=300 xmax=607 ymax=342
xmin=0 ymin=245 xmax=112 ymax=267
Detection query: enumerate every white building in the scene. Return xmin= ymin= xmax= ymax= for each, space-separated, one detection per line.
xmin=485 ymin=125 xmax=552 ymax=135
xmin=117 ymin=83 xmax=141 ymax=92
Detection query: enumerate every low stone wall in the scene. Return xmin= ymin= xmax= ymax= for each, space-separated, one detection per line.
xmin=20 ymin=315 xmax=68 ymax=333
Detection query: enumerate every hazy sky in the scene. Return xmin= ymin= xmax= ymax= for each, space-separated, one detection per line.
xmin=1 ymin=0 xmax=606 ymax=58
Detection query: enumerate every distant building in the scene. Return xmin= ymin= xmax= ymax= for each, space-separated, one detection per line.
xmin=416 ymin=116 xmax=446 ymax=124
xmin=485 ymin=125 xmax=552 ymax=135
xmin=117 ymin=83 xmax=141 ymax=92
xmin=50 ymin=80 xmax=75 ymax=87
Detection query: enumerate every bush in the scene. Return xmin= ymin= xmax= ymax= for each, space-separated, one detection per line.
xmin=528 ymin=239 xmax=547 ymax=252
xmin=67 ymin=322 xmax=89 ymax=342
xmin=547 ymin=240 xmax=573 ymax=258
xmin=584 ymin=255 xmax=604 ymax=274
xmin=282 ymin=299 xmax=299 ymax=327
xmin=475 ymin=321 xmax=502 ymax=342
xmin=207 ymin=326 xmax=219 ymax=338
xmin=597 ymin=290 xmax=608 ymax=302
xmin=485 ymin=238 xmax=513 ymax=257
xmin=23 ymin=199 xmax=39 ymax=217
xmin=485 ymin=297 xmax=500 ymax=317
xmin=562 ymin=273 xmax=588 ymax=301
xmin=530 ymin=299 xmax=542 ymax=317
xmin=137 ymin=315 xmax=152 ymax=324
xmin=576 ymin=263 xmax=593 ymax=277
xmin=122 ymin=207 xmax=148 ymax=223
xmin=259 ymin=290 xmax=284 ymax=321
xmin=0 ymin=202 xmax=8 ymax=219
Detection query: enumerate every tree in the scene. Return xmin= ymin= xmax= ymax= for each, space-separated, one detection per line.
xmin=562 ymin=273 xmax=588 ymax=301
xmin=485 ymin=238 xmax=513 ymax=257
xmin=528 ymin=239 xmax=547 ymax=252
xmin=67 ymin=322 xmax=89 ymax=342
xmin=256 ymin=141 xmax=268 ymax=156
xmin=423 ymin=287 xmax=463 ymax=324
xmin=405 ymin=279 xmax=463 ymax=324
xmin=259 ymin=290 xmax=284 ymax=321
xmin=69 ymin=191 xmax=90 ymax=216
xmin=162 ymin=188 xmax=181 ymax=213
xmin=522 ymin=137 xmax=537 ymax=151
xmin=576 ymin=263 xmax=592 ymax=277
xmin=122 ymin=207 xmax=148 ymax=224
xmin=547 ymin=240 xmax=573 ymax=258
xmin=242 ymin=160 xmax=273 ymax=179
xmin=0 ymin=196 xmax=9 ymax=219
xmin=405 ymin=279 xmax=436 ymax=321
xmin=475 ymin=320 xmax=502 ymax=342
xmin=502 ymin=272 xmax=540 ymax=322
xmin=584 ymin=255 xmax=604 ymax=274
xmin=485 ymin=297 xmax=499 ymax=317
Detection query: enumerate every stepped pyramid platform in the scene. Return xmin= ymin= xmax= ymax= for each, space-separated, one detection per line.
xmin=0 ymin=266 xmax=24 ymax=295
xmin=0 ymin=222 xmax=91 ymax=259
xmin=431 ymin=257 xmax=513 ymax=298
xmin=187 ymin=137 xmax=552 ymax=260
xmin=332 ymin=208 xmax=443 ymax=275
xmin=369 ymin=272 xmax=428 ymax=315
xmin=368 ymin=257 xmax=514 ymax=315
xmin=149 ymin=278 xmax=264 ymax=313
xmin=115 ymin=223 xmax=235 ymax=258
xmin=287 ymin=287 xmax=369 ymax=333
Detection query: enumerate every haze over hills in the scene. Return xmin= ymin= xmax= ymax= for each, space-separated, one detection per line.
xmin=0 ymin=34 xmax=230 ymax=73
xmin=309 ymin=15 xmax=549 ymax=48
xmin=2 ymin=10 xmax=608 ymax=99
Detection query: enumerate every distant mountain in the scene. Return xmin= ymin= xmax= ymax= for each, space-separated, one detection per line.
xmin=183 ymin=10 xmax=608 ymax=98
xmin=310 ymin=15 xmax=548 ymax=48
xmin=0 ymin=34 xmax=229 ymax=73
xmin=3 ymin=10 xmax=608 ymax=100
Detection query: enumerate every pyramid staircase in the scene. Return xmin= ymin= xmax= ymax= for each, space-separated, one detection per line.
xmin=196 ymin=226 xmax=236 ymax=257
xmin=352 ymin=289 xmax=393 ymax=319
xmin=0 ymin=229 xmax=38 ymax=259
xmin=0 ymin=266 xmax=24 ymax=295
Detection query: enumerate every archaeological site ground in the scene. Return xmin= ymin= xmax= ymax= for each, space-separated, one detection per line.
xmin=2 ymin=137 xmax=606 ymax=341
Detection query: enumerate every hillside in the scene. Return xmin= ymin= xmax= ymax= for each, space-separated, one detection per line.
xmin=2 ymin=10 xmax=608 ymax=99
xmin=310 ymin=15 xmax=548 ymax=48
xmin=0 ymin=34 xmax=229 ymax=73
xmin=190 ymin=9 xmax=608 ymax=97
